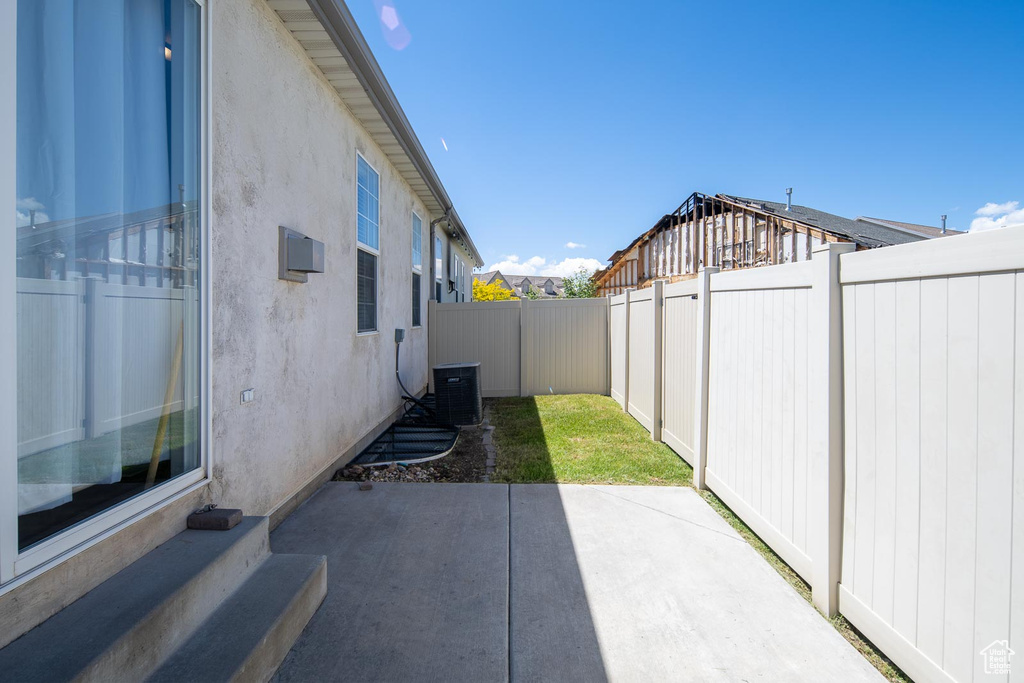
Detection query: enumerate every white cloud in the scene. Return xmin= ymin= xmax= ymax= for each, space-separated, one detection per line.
xmin=17 ymin=197 xmax=46 ymax=212
xmin=564 ymin=241 xmax=586 ymax=249
xmin=484 ymin=254 xmax=604 ymax=278
xmin=970 ymin=200 xmax=1024 ymax=232
xmin=16 ymin=197 xmax=49 ymax=227
xmin=975 ymin=201 xmax=1018 ymax=217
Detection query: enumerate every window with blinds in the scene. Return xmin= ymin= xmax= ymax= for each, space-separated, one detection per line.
xmin=357 ymin=249 xmax=377 ymax=332
xmin=412 ymin=272 xmax=421 ymax=327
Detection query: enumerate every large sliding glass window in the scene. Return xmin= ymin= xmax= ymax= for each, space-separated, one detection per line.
xmin=14 ymin=0 xmax=203 ymax=551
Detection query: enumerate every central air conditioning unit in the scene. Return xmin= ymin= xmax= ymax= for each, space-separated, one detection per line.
xmin=433 ymin=362 xmax=482 ymax=426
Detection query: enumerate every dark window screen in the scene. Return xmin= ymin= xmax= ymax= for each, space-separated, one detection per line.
xmin=358 ymin=250 xmax=376 ymax=332
xmin=412 ymin=273 xmax=421 ymax=326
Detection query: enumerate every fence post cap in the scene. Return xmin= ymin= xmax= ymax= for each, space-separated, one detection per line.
xmin=812 ymin=241 xmax=856 ymax=256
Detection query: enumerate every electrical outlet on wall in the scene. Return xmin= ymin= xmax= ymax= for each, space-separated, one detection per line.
xmin=240 ymin=388 xmax=255 ymax=404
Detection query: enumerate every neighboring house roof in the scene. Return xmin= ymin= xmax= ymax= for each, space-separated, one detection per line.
xmin=476 ymin=270 xmax=508 ymax=286
xmin=595 ymin=193 xmax=941 ymax=291
xmin=505 ymin=274 xmax=564 ymax=297
xmin=855 ymin=216 xmax=963 ymax=239
xmin=474 ymin=271 xmax=565 ymax=297
xmin=723 ymin=196 xmax=922 ymax=248
xmin=267 ymin=0 xmax=482 ymax=266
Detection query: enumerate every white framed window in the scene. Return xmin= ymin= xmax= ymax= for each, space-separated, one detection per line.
xmin=411 ymin=212 xmax=422 ymax=272
xmin=449 ymin=248 xmax=457 ymax=290
xmin=357 ymin=155 xmax=379 ymax=252
xmin=2 ymin=0 xmax=210 ymax=583
xmin=356 ymin=154 xmax=379 ymax=333
xmin=434 ymin=235 xmax=443 ymax=301
xmin=452 ymin=256 xmax=462 ymax=302
xmin=411 ymin=212 xmax=422 ymax=325
xmin=434 ymin=235 xmax=443 ymax=282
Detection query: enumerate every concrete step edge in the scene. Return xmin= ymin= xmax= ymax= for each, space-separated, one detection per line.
xmin=0 ymin=516 xmax=271 ymax=683
xmin=146 ymin=553 xmax=328 ymax=683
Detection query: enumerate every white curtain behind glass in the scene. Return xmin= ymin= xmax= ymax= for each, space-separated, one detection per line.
xmin=16 ymin=0 xmax=201 ymax=527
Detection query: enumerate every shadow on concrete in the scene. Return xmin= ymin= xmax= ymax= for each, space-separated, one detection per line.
xmin=510 ymin=484 xmax=608 ymax=682
xmin=270 ymin=397 xmax=607 ymax=682
xmin=501 ymin=397 xmax=607 ymax=682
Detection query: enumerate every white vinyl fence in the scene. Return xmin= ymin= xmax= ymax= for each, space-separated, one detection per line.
xmin=659 ymin=279 xmax=700 ymax=462
xmin=427 ymin=301 xmax=522 ymax=396
xmin=17 ymin=277 xmax=199 ymax=515
xmin=836 ymin=230 xmax=1024 ymax=683
xmin=609 ymin=293 xmax=628 ymax=408
xmin=428 ymin=298 xmax=609 ymax=397
xmin=626 ymin=286 xmax=660 ymax=435
xmin=610 ymin=226 xmax=1024 ymax=683
xmin=705 ymin=262 xmax=817 ymax=581
xmin=520 ymin=298 xmax=609 ymax=396
xmin=17 ymin=278 xmax=198 ymax=457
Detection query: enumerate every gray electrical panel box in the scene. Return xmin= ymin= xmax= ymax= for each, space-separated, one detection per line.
xmin=279 ymin=226 xmax=325 ymax=283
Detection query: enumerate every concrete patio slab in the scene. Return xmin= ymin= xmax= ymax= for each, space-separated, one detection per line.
xmin=511 ymin=484 xmax=883 ymax=682
xmin=271 ymin=482 xmax=883 ymax=682
xmin=270 ymin=482 xmax=509 ymax=683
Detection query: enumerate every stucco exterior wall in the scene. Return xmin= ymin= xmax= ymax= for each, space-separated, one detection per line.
xmin=209 ymin=0 xmax=433 ymax=515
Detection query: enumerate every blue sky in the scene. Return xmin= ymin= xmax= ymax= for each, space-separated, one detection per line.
xmin=349 ymin=0 xmax=1024 ymax=276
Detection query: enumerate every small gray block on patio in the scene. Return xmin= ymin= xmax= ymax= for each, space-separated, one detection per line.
xmin=187 ymin=508 xmax=243 ymax=530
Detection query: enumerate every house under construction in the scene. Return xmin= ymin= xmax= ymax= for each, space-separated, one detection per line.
xmin=594 ymin=191 xmax=959 ymax=297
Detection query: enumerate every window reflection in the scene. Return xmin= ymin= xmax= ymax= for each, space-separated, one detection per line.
xmin=15 ymin=0 xmax=203 ymax=550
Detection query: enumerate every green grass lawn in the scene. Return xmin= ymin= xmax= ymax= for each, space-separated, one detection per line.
xmin=489 ymin=394 xmax=691 ymax=486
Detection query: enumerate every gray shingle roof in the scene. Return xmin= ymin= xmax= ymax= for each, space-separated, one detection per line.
xmin=476 ymin=270 xmax=500 ymax=284
xmin=474 ymin=271 xmax=564 ymax=297
xmin=723 ymin=196 xmax=925 ymax=248
xmin=855 ymin=216 xmax=963 ymax=239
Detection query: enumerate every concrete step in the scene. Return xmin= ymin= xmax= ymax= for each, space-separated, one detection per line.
xmin=147 ymin=553 xmax=327 ymax=683
xmin=0 ymin=517 xmax=270 ymax=683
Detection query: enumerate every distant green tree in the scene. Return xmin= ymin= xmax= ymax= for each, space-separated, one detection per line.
xmin=524 ymin=285 xmax=540 ymax=300
xmin=561 ymin=267 xmax=598 ymax=298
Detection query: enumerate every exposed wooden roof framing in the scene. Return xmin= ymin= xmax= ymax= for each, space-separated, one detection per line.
xmin=265 ymin=0 xmax=482 ymax=265
xmin=594 ymin=192 xmax=927 ymax=296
